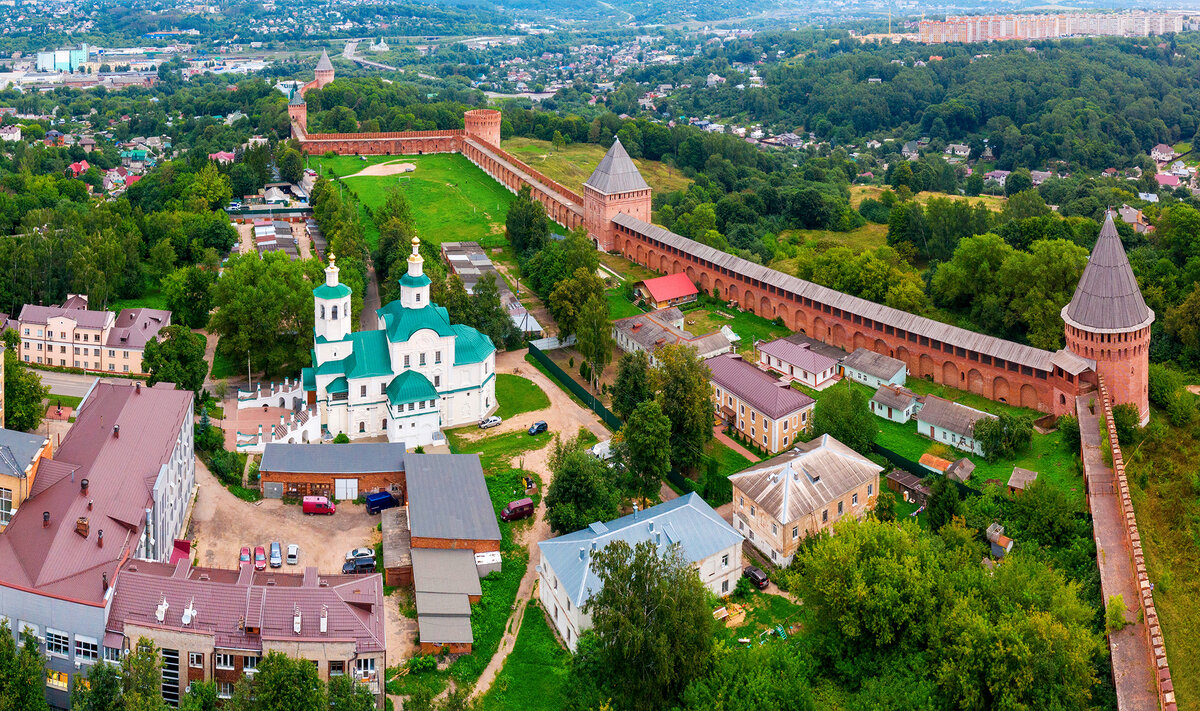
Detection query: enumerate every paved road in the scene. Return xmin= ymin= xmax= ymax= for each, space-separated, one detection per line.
xmin=359 ymin=260 xmax=380 ymax=331
xmin=36 ymin=370 xmax=105 ymax=398
xmin=1078 ymin=394 xmax=1159 ymax=711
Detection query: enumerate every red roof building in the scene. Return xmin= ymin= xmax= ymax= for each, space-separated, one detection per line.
xmin=635 ymin=272 xmax=699 ymax=309
xmin=1155 ymin=173 xmax=1180 ymax=187
xmin=69 ymin=160 xmax=90 ymax=177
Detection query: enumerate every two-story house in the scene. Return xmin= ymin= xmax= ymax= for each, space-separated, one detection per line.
xmin=16 ymin=295 xmax=170 ymax=374
xmin=707 ymin=353 xmax=815 ymax=453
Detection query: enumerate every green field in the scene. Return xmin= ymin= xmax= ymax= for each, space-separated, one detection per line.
xmin=477 ymin=605 xmax=571 ymax=711
xmin=309 ymin=153 xmax=516 ymax=248
xmin=109 ymin=287 xmax=168 ymax=313
xmin=494 ymin=373 xmax=551 ymax=420
xmin=503 ymin=137 xmax=693 ymax=196
xmin=685 ymin=303 xmax=789 ymax=356
xmin=606 ymin=288 xmax=644 ymax=320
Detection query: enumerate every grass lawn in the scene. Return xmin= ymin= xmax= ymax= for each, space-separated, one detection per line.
xmin=716 ymin=589 xmax=804 ymax=646
xmin=777 ymin=223 xmax=888 ymax=253
xmin=684 ymin=304 xmax=789 ymax=356
xmin=849 ymin=185 xmax=1007 ymax=212
xmin=45 ymin=393 xmax=84 ymax=410
xmin=209 ymin=340 xmax=239 ymax=380
xmin=311 ymin=153 xmax=517 ymax=248
xmin=903 ymin=377 xmax=1045 ymax=421
xmin=597 ymin=250 xmax=659 ymax=283
xmin=477 ymin=604 xmax=570 ymax=711
xmin=606 ymin=288 xmax=644 ymax=320
xmin=494 ymin=373 xmax=551 ymax=420
xmin=706 ymin=438 xmax=755 ymax=478
xmin=109 ymin=287 xmax=168 ymax=313
xmin=502 ymin=137 xmax=692 ymax=195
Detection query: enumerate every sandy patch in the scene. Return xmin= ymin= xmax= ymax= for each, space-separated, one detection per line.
xmin=343 ymin=160 xmax=417 ymax=179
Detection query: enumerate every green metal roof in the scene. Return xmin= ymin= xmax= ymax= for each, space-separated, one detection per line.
xmin=315 ymin=358 xmax=346 ymax=376
xmin=377 ymin=302 xmax=457 ymax=343
xmin=344 ymin=330 xmax=393 ymax=379
xmin=399 ymin=272 xmax=432 ymax=289
xmin=302 ymin=367 xmax=316 ymax=392
xmin=452 ymin=325 xmax=495 ymax=365
xmin=327 ymin=376 xmax=349 ymax=394
xmin=314 ymin=282 xmax=352 ymax=299
xmin=386 ymin=370 xmax=439 ymax=406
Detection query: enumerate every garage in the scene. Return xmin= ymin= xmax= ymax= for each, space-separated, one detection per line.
xmin=335 ymin=478 xmax=359 ymax=500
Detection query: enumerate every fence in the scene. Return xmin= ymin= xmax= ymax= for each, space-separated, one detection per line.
xmin=665 ymin=457 xmax=729 ymax=508
xmin=526 ymin=342 xmax=622 ymax=431
xmin=872 ymin=443 xmax=976 ymax=499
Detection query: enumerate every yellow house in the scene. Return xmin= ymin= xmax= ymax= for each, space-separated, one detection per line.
xmin=0 ymin=429 xmax=53 ymax=530
xmin=707 ymin=353 xmax=815 ymax=453
xmin=729 ymin=434 xmax=882 ymax=566
xmin=16 ymin=295 xmax=169 ymax=375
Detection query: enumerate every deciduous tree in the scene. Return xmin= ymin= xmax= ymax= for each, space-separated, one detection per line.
xmin=2 ymin=328 xmax=50 ymax=432
xmin=621 ymin=399 xmax=672 ymax=501
xmin=650 ymin=344 xmax=713 ymax=473
xmin=144 ymin=325 xmax=208 ymax=397
xmin=810 ymin=381 xmax=876 ymax=454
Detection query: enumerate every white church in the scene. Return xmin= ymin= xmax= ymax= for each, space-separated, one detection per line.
xmin=301 ymin=237 xmax=498 ymax=447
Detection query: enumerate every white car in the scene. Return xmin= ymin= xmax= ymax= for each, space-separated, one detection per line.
xmin=479 ymin=415 xmax=503 ymax=429
xmin=286 ymin=543 xmax=299 ymax=565
xmin=345 ymin=547 xmax=373 ymax=561
xmin=589 ymin=439 xmax=615 ymax=461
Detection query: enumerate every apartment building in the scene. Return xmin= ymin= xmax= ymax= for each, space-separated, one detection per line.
xmin=706 ymin=353 xmax=815 ymax=454
xmin=0 ymin=429 xmax=53 ymax=530
xmin=729 ymin=434 xmax=883 ymax=566
xmin=16 ymin=295 xmax=170 ymax=375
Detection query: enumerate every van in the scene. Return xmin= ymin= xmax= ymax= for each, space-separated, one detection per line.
xmin=589 ymin=439 xmax=614 ymax=461
xmin=302 ymin=496 xmax=336 ymax=515
xmin=365 ymin=491 xmax=398 ymax=515
xmin=500 ymin=497 xmax=534 ymax=522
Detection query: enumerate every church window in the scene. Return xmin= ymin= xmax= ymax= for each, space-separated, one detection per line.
xmin=416 ymin=293 xmax=422 ymax=303
xmin=434 ymin=375 xmax=441 ymax=387
xmin=320 ymin=305 xmax=325 ymax=319
xmin=404 ymin=355 xmax=410 ymax=368
xmin=380 ymin=383 xmax=386 ymax=394
xmin=360 ymin=385 xmax=366 ymax=396
xmin=381 ymin=419 xmax=386 ymax=430
xmin=419 ymin=401 xmax=425 ymax=410
xmin=408 ymin=403 xmax=415 ymax=412
xmin=358 ymin=422 xmax=365 ymax=432
xmin=435 ymin=351 xmax=442 ymax=364
xmin=420 ymin=353 xmax=426 ymax=366
xmin=332 ymin=305 xmax=338 ymax=319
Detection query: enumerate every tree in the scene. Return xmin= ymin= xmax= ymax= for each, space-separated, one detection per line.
xmin=575 ymin=294 xmax=613 ymax=388
xmin=681 ymin=642 xmax=816 ymax=710
xmin=1111 ymin=403 xmax=1140 ymax=446
xmin=545 ymin=437 xmax=620 ymax=534
xmin=243 ymin=652 xmax=326 ymax=711
xmin=2 ymin=329 xmax=50 ymax=432
xmin=121 ymin=638 xmax=166 ymax=711
xmin=163 ymin=265 xmax=216 ymax=329
xmin=810 ymin=381 xmax=876 ymax=454
xmin=326 ymin=675 xmax=375 ymax=711
xmin=872 ymin=490 xmax=897 ymax=522
xmin=580 ymin=539 xmax=714 ymax=711
xmin=179 ymin=682 xmax=218 ymax=711
xmin=1057 ymin=414 xmax=1080 ymax=452
xmin=548 ymin=268 xmax=605 ymax=341
xmin=506 ymin=185 xmax=550 ymax=257
xmin=144 ymin=325 xmax=208 ymax=397
xmin=73 ymin=662 xmax=123 ymax=711
xmin=973 ymin=412 xmax=1033 ymax=461
xmin=612 ymin=350 xmax=653 ymax=421
xmin=621 ymin=400 xmax=672 ymax=501
xmin=187 ymin=162 xmax=231 ymax=211
xmin=1004 ymin=168 xmax=1033 ymax=196
xmin=651 ymin=344 xmax=713 ymax=473
xmin=278 ymin=148 xmax=304 ymax=185
xmin=468 ymin=272 xmax=521 ymax=350
xmin=1000 ymin=189 xmax=1051 ymax=222
xmin=925 ymin=477 xmax=961 ymax=532
xmin=0 ymin=622 xmax=51 ymax=711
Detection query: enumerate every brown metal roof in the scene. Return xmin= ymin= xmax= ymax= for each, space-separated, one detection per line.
xmin=706 ymin=353 xmax=814 ymax=420
xmin=871 ymin=384 xmax=917 ymax=411
xmin=1062 ymin=212 xmax=1154 ymax=332
xmin=0 ymin=382 xmax=191 ymax=604
xmin=18 ymin=302 xmax=113 ymax=329
xmin=106 ymin=308 xmax=171 ymax=350
xmin=106 ymin=561 xmax=385 ymax=653
xmin=915 ymin=395 xmax=995 ymax=438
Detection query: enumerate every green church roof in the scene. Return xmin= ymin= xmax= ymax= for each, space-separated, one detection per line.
xmin=386 ymin=370 xmax=438 ymax=406
xmin=344 ymin=330 xmax=393 ymax=379
xmin=452 ymin=324 xmax=496 ymax=365
xmin=399 ymin=272 xmax=432 ymax=289
xmin=377 ymin=302 xmax=457 ymax=343
xmin=314 ymin=282 xmax=352 ymax=299
xmin=327 ymin=376 xmax=349 ymax=394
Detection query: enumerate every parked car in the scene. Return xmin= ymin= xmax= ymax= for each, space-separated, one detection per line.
xmin=528 ymin=421 xmax=548 ymax=436
xmin=365 ymin=491 xmax=399 ymax=515
xmin=254 ymin=546 xmax=267 ymax=571
xmin=345 ymin=547 xmax=374 ymax=562
xmin=286 ymin=543 xmax=299 ymax=565
xmin=302 ymin=495 xmax=336 ymax=515
xmin=239 ymin=546 xmax=251 ymax=566
xmin=269 ymin=542 xmax=282 ymax=568
xmin=479 ymin=415 xmax=503 ymax=429
xmin=500 ymin=497 xmax=535 ymax=522
xmin=342 ymin=557 xmax=376 ymax=575
xmin=743 ymin=566 xmax=769 ymax=590
xmin=589 ymin=439 xmax=614 ymax=461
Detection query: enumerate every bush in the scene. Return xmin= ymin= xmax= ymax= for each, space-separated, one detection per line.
xmin=1147 ymin=363 xmax=1184 ymax=409
xmin=1106 ymin=594 xmax=1128 ymax=633
xmin=332 ymin=433 xmax=350 ymax=443
xmin=859 ymin=197 xmax=891 ymax=224
xmin=207 ymin=448 xmax=243 ymax=486
xmin=1111 ymin=403 xmax=1140 ymax=446
xmin=406 ymin=655 xmax=437 ymax=674
xmin=194 ymin=422 xmax=224 ymax=453
xmin=1057 ymin=414 xmax=1080 ymax=452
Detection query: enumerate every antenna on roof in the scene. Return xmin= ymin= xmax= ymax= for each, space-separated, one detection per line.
xmin=155 ymin=595 xmax=169 ymax=623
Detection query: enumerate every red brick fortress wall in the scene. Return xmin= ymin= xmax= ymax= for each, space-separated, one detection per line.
xmin=1065 ymin=321 xmax=1151 ymax=425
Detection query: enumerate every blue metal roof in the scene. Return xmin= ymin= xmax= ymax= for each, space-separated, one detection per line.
xmin=537 ymin=493 xmax=743 ymax=609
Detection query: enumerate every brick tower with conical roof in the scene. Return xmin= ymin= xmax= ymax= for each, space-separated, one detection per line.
xmin=1062 ymin=211 xmax=1154 ymax=424
xmin=314 ymin=50 xmax=335 ymax=89
xmin=583 ymin=138 xmax=651 ymax=251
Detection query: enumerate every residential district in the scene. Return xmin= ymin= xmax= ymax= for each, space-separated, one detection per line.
xmin=0 ymin=7 xmax=1197 ymax=711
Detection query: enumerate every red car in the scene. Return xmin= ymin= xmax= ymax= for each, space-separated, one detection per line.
xmin=254 ymin=546 xmax=267 ymax=571
xmin=239 ymin=546 xmax=251 ymax=566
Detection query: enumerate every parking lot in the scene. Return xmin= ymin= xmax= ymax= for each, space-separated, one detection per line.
xmin=188 ymin=458 xmax=380 ymax=575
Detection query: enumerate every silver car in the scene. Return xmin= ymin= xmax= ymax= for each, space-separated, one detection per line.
xmin=479 ymin=415 xmax=503 ymax=429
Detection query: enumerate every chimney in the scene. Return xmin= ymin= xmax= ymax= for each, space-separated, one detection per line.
xmin=81 ymin=478 xmax=89 ymax=495
xmin=632 ymin=502 xmax=639 ymax=519
xmin=102 ymin=573 xmax=108 ymax=592
xmin=113 ymin=424 xmax=119 ymax=438
xmin=135 ymin=382 xmax=141 ymax=394
xmin=293 ymin=604 xmax=302 ymax=634
xmin=579 ymin=547 xmax=586 ymax=561
xmin=319 ymin=606 xmax=328 ymax=634
xmin=97 ymin=529 xmax=103 ymax=547
xmin=75 ymin=517 xmax=90 ymax=537
xmin=88 ymin=499 xmax=93 ymax=511
xmin=43 ymin=511 xmax=50 ymax=528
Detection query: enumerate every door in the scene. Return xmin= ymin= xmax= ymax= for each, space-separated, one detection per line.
xmin=335 ymin=478 xmax=358 ymax=500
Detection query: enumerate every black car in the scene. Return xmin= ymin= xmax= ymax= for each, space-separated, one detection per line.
xmin=743 ymin=566 xmax=769 ymax=589
xmin=528 ymin=421 xmax=548 ymax=436
xmin=342 ymin=557 xmax=376 ymax=575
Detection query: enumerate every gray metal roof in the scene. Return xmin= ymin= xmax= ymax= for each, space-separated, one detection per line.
xmin=259 ymin=442 xmax=404 ymax=474
xmin=706 ymin=353 xmax=814 ymax=420
xmin=406 ymin=454 xmax=501 ymax=542
xmin=584 ymin=139 xmax=650 ymax=194
xmin=945 ymin=457 xmax=975 ymax=483
xmin=411 ymin=548 xmax=482 ymax=596
xmin=0 ymin=430 xmax=47 ymax=478
xmin=315 ymin=50 xmax=333 ymax=72
xmin=415 ymin=591 xmax=471 ymax=616
xmin=612 ymin=213 xmax=1072 ymax=373
xmin=614 ymin=309 xmax=730 ymax=357
xmin=537 ymin=493 xmax=742 ymax=609
xmin=729 ymin=435 xmax=883 ymax=524
xmin=871 ymin=384 xmax=917 ymax=411
xmin=417 ymin=613 xmax=473 ymax=644
xmin=1008 ymin=467 xmax=1038 ymax=490
xmin=842 ymin=348 xmax=906 ymax=381
xmin=1062 ymin=212 xmax=1154 ymax=332
xmin=915 ymin=396 xmax=995 ymax=438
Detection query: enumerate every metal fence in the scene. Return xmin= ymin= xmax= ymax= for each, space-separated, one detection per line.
xmin=526 ymin=342 xmax=623 ymax=431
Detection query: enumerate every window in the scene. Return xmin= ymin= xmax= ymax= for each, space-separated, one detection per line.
xmin=404 ymin=355 xmax=410 ymax=368
xmin=750 ymin=412 xmax=756 ymax=423
xmin=123 ymin=365 xmax=129 ymax=373
xmin=749 ymin=506 xmax=755 ymax=518
xmin=408 ymin=403 xmax=414 ymax=412
xmin=123 ymin=351 xmax=128 ymax=359
xmin=329 ymin=661 xmax=345 ymax=676
xmin=243 ymin=656 xmax=259 ymax=672
xmin=416 ymin=293 xmax=421 ymax=303
xmin=217 ymin=682 xmax=234 ymax=699
xmin=852 ymin=493 xmax=859 ymax=506
xmin=331 ymin=305 xmax=338 ymax=319
xmin=47 ymin=670 xmax=69 ymax=691
xmin=189 ymin=653 xmax=203 ymax=668
xmin=108 ymin=364 xmax=114 ymax=371
xmin=103 ymin=647 xmax=121 ymax=664
xmin=822 ymin=510 xmax=828 ymax=523
xmin=380 ymin=383 xmax=386 ymax=394
xmin=435 ymin=350 xmax=441 ymax=364
xmin=75 ymin=637 xmax=99 ymax=662
xmin=215 ymin=653 xmax=234 ymax=670
xmin=838 ymin=501 xmax=844 ymax=515
xmin=74 ymin=346 xmax=80 ymax=355
xmin=868 ymin=484 xmax=873 ymax=496
xmin=763 ymin=434 xmax=768 ymax=445
xmin=419 ymin=353 xmax=426 ymax=366
xmin=360 ymin=385 xmax=367 ymax=397
xmin=355 ymin=658 xmax=375 ymax=675
xmin=739 ymin=404 xmax=744 ymax=415
xmin=434 ymin=375 xmax=440 ymax=387
xmin=359 ymin=422 xmax=365 ymax=432
xmin=0 ymin=487 xmax=11 ymax=526
xmin=738 ymin=496 xmax=743 ymax=506
xmin=771 ymin=523 xmax=777 ymax=535
xmin=381 ymin=419 xmax=387 ymax=430
xmin=93 ymin=348 xmax=99 ymax=357
xmin=108 ymin=350 xmax=114 ymax=357
xmin=721 ymin=579 xmax=729 ymax=594
xmin=46 ymin=630 xmax=70 ymax=657
xmin=792 ymin=526 xmax=798 ymax=540
xmin=721 ymin=554 xmax=729 ymax=568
